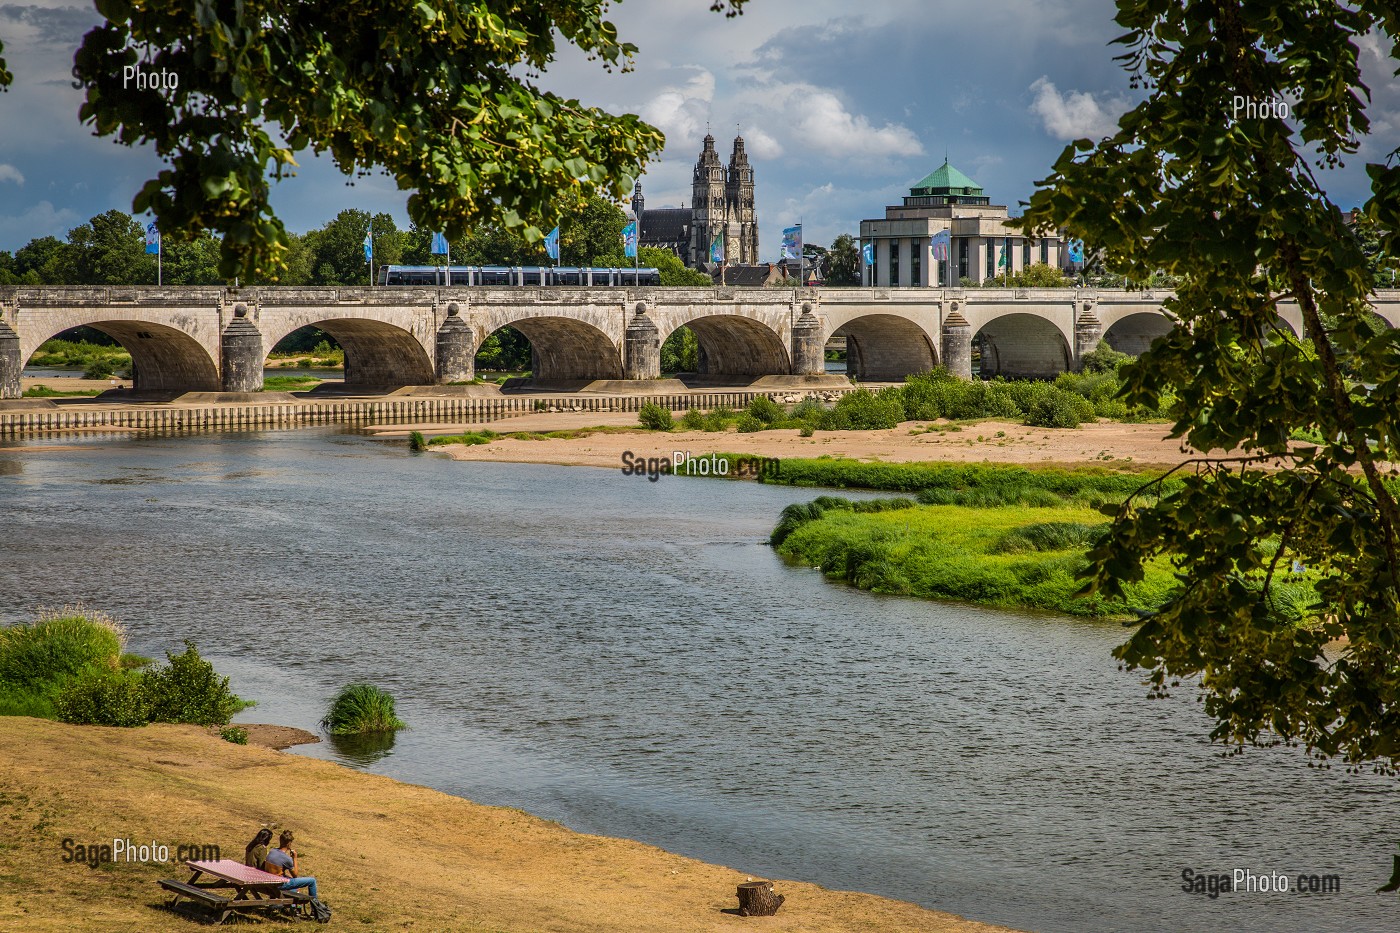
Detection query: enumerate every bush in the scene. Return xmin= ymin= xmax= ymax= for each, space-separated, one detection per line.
xmin=321 ymin=683 xmax=406 ymax=735
xmin=680 ymin=408 xmax=705 ymax=430
xmin=638 ymin=403 xmax=673 ymax=431
xmin=745 ymin=396 xmax=783 ymax=425
xmin=790 ymin=397 xmax=826 ymax=425
xmin=702 ymin=407 xmax=736 ymax=432
xmin=220 ymin=725 xmax=249 ymax=745
xmin=1080 ymin=340 xmax=1133 ymax=374
xmin=1024 ymin=389 xmax=1094 ymax=429
xmin=83 ymin=358 xmax=115 ymax=380
xmin=144 ymin=641 xmax=248 ymax=726
xmin=0 ymin=611 xmax=124 ymax=693
xmin=820 ymin=389 xmax=906 ymax=430
xmin=408 ymin=431 xmax=427 ymax=451
xmin=799 ymin=424 xmax=815 ymax=437
xmin=56 ymin=670 xmax=150 ymax=727
xmin=735 ymin=412 xmax=764 ymax=433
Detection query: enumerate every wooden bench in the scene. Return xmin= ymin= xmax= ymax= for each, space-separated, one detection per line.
xmin=160 ymin=878 xmax=231 ymax=908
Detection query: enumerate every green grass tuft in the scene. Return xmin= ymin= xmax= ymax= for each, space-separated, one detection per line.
xmin=320 ymin=683 xmax=407 ymax=735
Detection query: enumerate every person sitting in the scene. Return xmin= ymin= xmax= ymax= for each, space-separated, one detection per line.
xmin=243 ymin=828 xmax=273 ymax=870
xmin=263 ymin=829 xmax=319 ymax=900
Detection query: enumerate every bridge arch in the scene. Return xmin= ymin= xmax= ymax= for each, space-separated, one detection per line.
xmin=480 ymin=315 xmax=622 ymax=382
xmin=974 ymin=312 xmax=1072 ymax=379
xmin=831 ymin=313 xmax=938 ymax=381
xmin=660 ymin=314 xmax=788 ymax=377
xmin=22 ymin=320 xmax=220 ymax=393
xmin=262 ymin=317 xmax=434 ymax=387
xmin=1101 ymin=311 xmax=1173 ymax=355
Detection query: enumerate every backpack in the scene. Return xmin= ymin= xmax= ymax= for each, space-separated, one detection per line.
xmin=308 ymin=898 xmax=332 ymax=924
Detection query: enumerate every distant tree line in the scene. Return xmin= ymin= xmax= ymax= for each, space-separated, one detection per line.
xmin=0 ymin=196 xmax=712 ymax=288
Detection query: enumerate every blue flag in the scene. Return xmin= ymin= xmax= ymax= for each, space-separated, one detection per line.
xmin=544 ymin=226 xmax=560 ymax=261
xmin=781 ymin=224 xmax=802 ymax=261
xmin=1068 ymin=239 xmax=1085 ymax=263
xmin=622 ymin=221 xmax=638 ymax=259
xmin=144 ymin=221 xmax=160 ymax=255
xmin=430 ymin=232 xmax=449 ymax=255
xmin=862 ymin=242 xmax=874 ymax=266
xmin=363 ymin=234 xmax=372 ymax=263
xmin=710 ymin=232 xmax=723 ymax=264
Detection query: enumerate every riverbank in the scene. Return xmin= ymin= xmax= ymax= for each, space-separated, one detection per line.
xmin=412 ymin=411 xmax=1203 ymax=470
xmin=0 ymin=717 xmax=1019 ymax=932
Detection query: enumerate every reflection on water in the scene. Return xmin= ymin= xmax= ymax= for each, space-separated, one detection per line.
xmin=324 ymin=731 xmax=398 ymax=765
xmin=0 ymin=428 xmax=1395 ymax=933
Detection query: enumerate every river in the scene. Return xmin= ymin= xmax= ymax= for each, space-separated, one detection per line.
xmin=0 ymin=427 xmax=1394 ymax=933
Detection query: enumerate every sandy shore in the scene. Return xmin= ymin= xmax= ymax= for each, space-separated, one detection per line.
xmin=374 ymin=410 xmax=1203 ymax=471
xmin=0 ymin=717 xmax=1020 ymax=932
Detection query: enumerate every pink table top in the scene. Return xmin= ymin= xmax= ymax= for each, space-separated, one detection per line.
xmin=188 ymin=858 xmax=287 ymax=886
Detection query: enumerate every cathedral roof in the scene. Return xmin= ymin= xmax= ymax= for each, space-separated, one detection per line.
xmin=910 ymin=160 xmax=982 ymax=196
xmin=639 ymin=208 xmax=690 ymax=245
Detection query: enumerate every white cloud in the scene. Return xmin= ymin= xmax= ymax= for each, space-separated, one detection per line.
xmin=743 ymin=127 xmax=783 ymax=160
xmin=781 ymin=86 xmax=923 ymax=159
xmin=0 ymin=200 xmax=80 ymax=246
xmin=640 ymin=67 xmax=715 ymax=143
xmin=0 ymin=165 xmax=24 ymax=185
xmin=1028 ymin=76 xmax=1129 ymax=140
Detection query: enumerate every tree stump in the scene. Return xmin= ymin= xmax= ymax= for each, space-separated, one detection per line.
xmin=736 ymin=880 xmax=785 ymax=917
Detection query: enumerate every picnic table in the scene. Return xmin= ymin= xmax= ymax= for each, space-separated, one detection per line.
xmin=160 ymin=858 xmax=306 ymax=924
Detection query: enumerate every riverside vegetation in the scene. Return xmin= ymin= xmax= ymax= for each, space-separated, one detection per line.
xmin=0 ymin=609 xmax=248 ymax=727
xmin=320 ymin=683 xmax=407 ymax=735
xmin=766 ymin=465 xmax=1320 ymax=619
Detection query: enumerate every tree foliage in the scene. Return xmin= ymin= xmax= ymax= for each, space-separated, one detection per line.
xmin=1018 ymin=1 xmax=1400 ymax=771
xmin=826 ymin=234 xmax=861 ymax=286
xmin=63 ymin=1 xmax=746 ymax=280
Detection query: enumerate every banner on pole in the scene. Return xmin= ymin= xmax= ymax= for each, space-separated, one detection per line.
xmin=862 ymin=242 xmax=874 ymax=266
xmin=781 ymin=224 xmax=802 ymax=261
xmin=1068 ymin=239 xmax=1085 ymax=263
xmin=710 ymin=232 xmax=723 ymax=264
xmin=929 ymin=230 xmax=950 ymax=261
xmin=145 ymin=221 xmax=160 ymax=255
xmin=622 ymin=221 xmax=638 ymax=259
xmin=430 ymin=232 xmax=449 ymax=255
xmin=363 ymin=234 xmax=372 ymax=263
xmin=544 ymin=226 xmax=560 ymax=261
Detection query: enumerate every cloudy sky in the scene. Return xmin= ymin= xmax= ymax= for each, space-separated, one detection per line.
xmin=0 ymin=1 xmax=1395 ymax=260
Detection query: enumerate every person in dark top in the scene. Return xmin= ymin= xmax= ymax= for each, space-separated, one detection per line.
xmin=243 ymin=828 xmax=272 ymax=870
xmin=263 ymin=829 xmax=319 ymax=900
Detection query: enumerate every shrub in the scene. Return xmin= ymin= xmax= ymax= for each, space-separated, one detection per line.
xmin=790 ymin=397 xmax=826 ymax=425
xmin=1024 ymin=389 xmax=1094 ymax=429
xmin=56 ymin=670 xmax=149 ymax=727
xmin=799 ymin=424 xmax=815 ymax=437
xmin=321 ymin=683 xmax=406 ymax=735
xmin=638 ymin=403 xmax=674 ymax=431
xmin=1080 ymin=340 xmax=1133 ymax=374
xmin=702 ymin=407 xmax=736 ymax=432
xmin=820 ymin=389 xmax=905 ymax=430
xmin=144 ymin=641 xmax=248 ymax=726
xmin=220 ymin=725 xmax=249 ymax=745
xmin=408 ymin=431 xmax=427 ymax=451
xmin=0 ymin=610 xmax=124 ymax=693
xmin=745 ymin=396 xmax=783 ymax=425
xmin=83 ymin=358 xmax=116 ymax=380
xmin=680 ymin=408 xmax=705 ymax=430
xmin=735 ymin=412 xmax=764 ymax=433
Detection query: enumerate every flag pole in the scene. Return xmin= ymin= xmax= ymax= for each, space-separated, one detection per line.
xmin=157 ymin=235 xmax=162 ymax=287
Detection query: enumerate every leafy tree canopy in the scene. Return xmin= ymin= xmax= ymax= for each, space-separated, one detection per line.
xmin=826 ymin=234 xmax=860 ymax=286
xmin=1018 ymin=1 xmax=1400 ymax=772
xmin=49 ymin=1 xmax=745 ymax=280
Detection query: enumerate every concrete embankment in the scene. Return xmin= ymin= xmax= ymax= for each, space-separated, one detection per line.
xmin=0 ymin=386 xmax=848 ymax=436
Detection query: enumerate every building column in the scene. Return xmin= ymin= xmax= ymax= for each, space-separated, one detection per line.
xmin=790 ymin=302 xmax=824 ymax=375
xmin=1074 ymin=302 xmax=1102 ymax=370
xmin=435 ymin=303 xmax=475 ymax=383
xmin=942 ymin=307 xmax=972 ymax=380
xmin=220 ymin=304 xmax=263 ymax=393
xmin=0 ymin=320 xmax=20 ymax=400
xmin=624 ymin=301 xmax=661 ymax=380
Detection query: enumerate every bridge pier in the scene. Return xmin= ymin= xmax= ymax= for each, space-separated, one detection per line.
xmin=435 ymin=304 xmax=475 ymax=383
xmin=0 ymin=321 xmax=19 ymax=399
xmin=790 ymin=303 xmax=824 ymax=375
xmin=941 ymin=308 xmax=972 ymax=380
xmin=220 ymin=305 xmax=264 ymax=392
xmin=1074 ymin=303 xmax=1102 ymax=370
xmin=624 ymin=302 xmax=661 ymax=380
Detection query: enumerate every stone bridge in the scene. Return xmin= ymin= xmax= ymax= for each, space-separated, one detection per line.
xmin=1 ymin=284 xmax=1398 ymax=398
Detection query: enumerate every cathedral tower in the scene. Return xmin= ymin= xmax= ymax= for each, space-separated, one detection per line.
xmin=690 ymin=134 xmax=727 ymax=269
xmin=725 ymin=135 xmax=759 ymax=264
